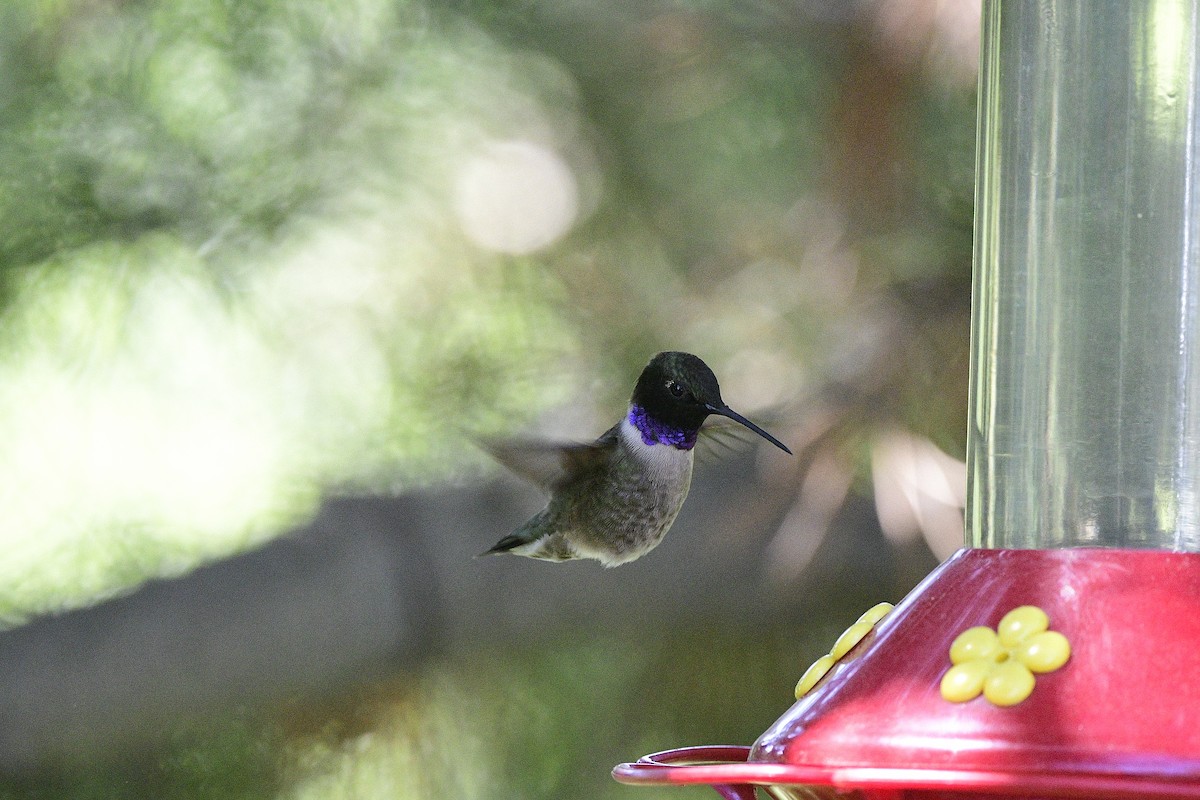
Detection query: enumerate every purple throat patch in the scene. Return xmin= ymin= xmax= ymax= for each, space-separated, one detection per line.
xmin=628 ymin=405 xmax=697 ymax=450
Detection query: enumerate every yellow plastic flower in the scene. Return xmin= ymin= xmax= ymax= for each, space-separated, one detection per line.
xmin=795 ymin=602 xmax=893 ymax=699
xmin=940 ymin=605 xmax=1071 ymax=706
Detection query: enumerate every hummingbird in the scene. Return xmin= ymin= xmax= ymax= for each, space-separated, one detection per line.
xmin=480 ymin=351 xmax=792 ymax=566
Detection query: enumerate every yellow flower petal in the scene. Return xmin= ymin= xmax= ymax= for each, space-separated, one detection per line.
xmin=997 ymin=605 xmax=1049 ymax=647
xmin=831 ymin=621 xmax=874 ymax=660
xmin=940 ymin=660 xmax=989 ymax=702
xmin=949 ymin=626 xmax=1001 ymax=665
xmin=1014 ymin=630 xmax=1071 ymax=673
xmin=856 ymin=602 xmax=894 ymax=627
xmin=983 ymin=661 xmax=1036 ymax=706
xmin=795 ymin=654 xmax=836 ymax=699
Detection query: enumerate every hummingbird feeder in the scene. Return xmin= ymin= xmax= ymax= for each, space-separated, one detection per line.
xmin=614 ymin=2 xmax=1200 ymax=797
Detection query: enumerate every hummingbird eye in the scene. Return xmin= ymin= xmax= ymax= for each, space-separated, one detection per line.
xmin=666 ymin=380 xmax=686 ymax=399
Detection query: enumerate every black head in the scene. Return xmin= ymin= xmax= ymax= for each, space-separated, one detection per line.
xmin=631 ymin=352 xmax=792 ymax=453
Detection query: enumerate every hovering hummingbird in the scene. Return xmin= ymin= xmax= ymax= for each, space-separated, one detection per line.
xmin=480 ymin=351 xmax=792 ymax=566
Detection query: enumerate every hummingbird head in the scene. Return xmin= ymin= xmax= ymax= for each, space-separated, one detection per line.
xmin=630 ymin=351 xmax=792 ymax=453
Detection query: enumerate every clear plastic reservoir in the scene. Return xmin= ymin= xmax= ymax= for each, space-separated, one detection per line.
xmin=969 ymin=0 xmax=1200 ymax=549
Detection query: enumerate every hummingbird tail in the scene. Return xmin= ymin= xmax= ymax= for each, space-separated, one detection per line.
xmin=478 ymin=510 xmax=578 ymax=562
xmin=478 ymin=532 xmax=532 ymax=557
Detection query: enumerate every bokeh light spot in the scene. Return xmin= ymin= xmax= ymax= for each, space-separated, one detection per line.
xmin=454 ymin=140 xmax=580 ymax=255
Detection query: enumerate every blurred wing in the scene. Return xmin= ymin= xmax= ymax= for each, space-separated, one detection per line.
xmin=480 ymin=426 xmax=617 ymax=491
xmin=695 ymin=409 xmax=791 ymax=463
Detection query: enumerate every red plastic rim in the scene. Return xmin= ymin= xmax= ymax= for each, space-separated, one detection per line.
xmin=612 ymin=745 xmax=1200 ymax=797
xmin=614 ymin=549 xmax=1200 ymax=798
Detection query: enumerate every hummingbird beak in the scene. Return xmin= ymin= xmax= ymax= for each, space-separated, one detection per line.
xmin=707 ymin=404 xmax=793 ymax=455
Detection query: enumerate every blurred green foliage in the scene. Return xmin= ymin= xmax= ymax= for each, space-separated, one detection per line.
xmin=0 ymin=0 xmax=591 ymax=622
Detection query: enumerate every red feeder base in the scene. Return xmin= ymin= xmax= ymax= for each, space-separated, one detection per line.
xmin=613 ymin=548 xmax=1200 ymax=798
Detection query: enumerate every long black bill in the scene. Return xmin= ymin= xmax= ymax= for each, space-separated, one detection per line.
xmin=708 ymin=404 xmax=793 ymax=455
